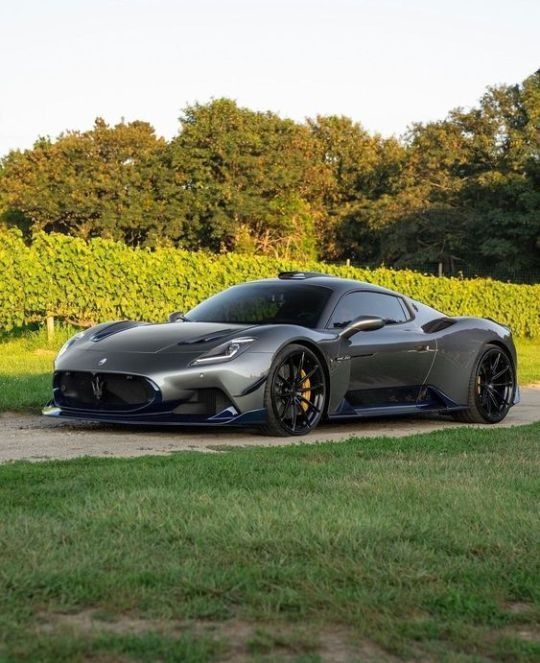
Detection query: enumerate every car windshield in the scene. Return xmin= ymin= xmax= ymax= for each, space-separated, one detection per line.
xmin=185 ymin=283 xmax=332 ymax=328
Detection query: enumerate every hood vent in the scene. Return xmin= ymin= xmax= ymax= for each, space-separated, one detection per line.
xmin=90 ymin=321 xmax=148 ymax=342
xmin=177 ymin=329 xmax=235 ymax=345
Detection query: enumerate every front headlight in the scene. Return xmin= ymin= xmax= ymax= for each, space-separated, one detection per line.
xmin=190 ymin=337 xmax=255 ymax=366
xmin=56 ymin=331 xmax=87 ymax=359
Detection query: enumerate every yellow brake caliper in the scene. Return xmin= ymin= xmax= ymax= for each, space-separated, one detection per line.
xmin=299 ymin=369 xmax=311 ymax=412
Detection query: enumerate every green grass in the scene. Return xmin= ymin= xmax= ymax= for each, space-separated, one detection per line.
xmin=1 ymin=325 xmax=539 ymax=413
xmin=0 ymin=326 xmax=74 ymax=412
xmin=516 ymin=338 xmax=540 ymax=386
xmin=0 ymin=424 xmax=539 ymax=661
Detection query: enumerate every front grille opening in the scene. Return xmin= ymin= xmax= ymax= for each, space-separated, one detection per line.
xmin=173 ymin=388 xmax=233 ymax=417
xmin=54 ymin=371 xmax=157 ymax=411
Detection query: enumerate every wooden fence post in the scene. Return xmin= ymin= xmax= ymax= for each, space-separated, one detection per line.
xmin=46 ymin=316 xmax=55 ymax=341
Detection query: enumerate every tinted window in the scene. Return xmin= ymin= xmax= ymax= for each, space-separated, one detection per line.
xmin=329 ymin=291 xmax=409 ymax=328
xmin=186 ymin=283 xmax=332 ymax=328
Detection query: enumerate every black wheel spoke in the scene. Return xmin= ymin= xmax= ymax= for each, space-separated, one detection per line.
xmin=290 ymin=399 xmax=298 ymax=431
xmin=299 ymin=383 xmax=323 ymax=393
xmin=491 ymin=390 xmax=508 ymax=406
xmin=298 ymin=365 xmax=318 ymax=384
xmin=299 ymin=407 xmax=310 ymax=425
xmin=296 ymin=352 xmax=305 ymax=380
xmin=487 ymin=389 xmax=499 ymax=409
xmin=288 ymin=358 xmax=297 ymax=380
xmin=273 ymin=378 xmax=284 ymax=394
xmin=492 ymin=365 xmax=510 ymax=381
xmin=299 ymin=395 xmax=320 ymax=413
xmin=279 ymin=396 xmax=292 ymax=420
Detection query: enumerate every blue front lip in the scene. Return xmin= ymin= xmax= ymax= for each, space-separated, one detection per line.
xmin=42 ymin=403 xmax=267 ymax=427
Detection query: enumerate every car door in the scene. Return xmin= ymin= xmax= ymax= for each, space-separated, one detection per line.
xmin=327 ymin=291 xmax=436 ymax=407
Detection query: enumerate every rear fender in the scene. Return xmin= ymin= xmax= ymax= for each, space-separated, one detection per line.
xmin=428 ymin=320 xmax=515 ymax=405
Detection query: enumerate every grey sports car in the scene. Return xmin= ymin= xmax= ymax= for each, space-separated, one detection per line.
xmin=43 ymin=272 xmax=519 ymax=436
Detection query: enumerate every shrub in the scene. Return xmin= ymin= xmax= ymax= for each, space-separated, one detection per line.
xmin=0 ymin=229 xmax=538 ymax=336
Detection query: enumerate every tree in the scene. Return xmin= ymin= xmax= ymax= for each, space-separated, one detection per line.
xmin=369 ymin=71 xmax=540 ymax=277
xmin=308 ymin=115 xmax=407 ymax=260
xmin=168 ymin=99 xmax=330 ymax=258
xmin=0 ymin=119 xmax=184 ymax=246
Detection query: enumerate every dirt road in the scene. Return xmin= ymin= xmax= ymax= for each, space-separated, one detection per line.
xmin=1 ymin=387 xmax=538 ymax=463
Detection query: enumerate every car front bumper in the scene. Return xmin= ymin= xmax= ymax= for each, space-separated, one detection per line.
xmin=43 ymin=351 xmax=273 ymax=426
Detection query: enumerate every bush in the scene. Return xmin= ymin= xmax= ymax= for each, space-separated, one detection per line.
xmin=1 ymin=229 xmax=539 ymax=337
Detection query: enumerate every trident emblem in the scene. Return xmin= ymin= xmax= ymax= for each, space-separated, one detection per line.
xmin=91 ymin=375 xmax=104 ymax=400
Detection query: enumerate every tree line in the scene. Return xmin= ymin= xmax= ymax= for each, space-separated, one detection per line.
xmin=0 ymin=71 xmax=538 ymax=280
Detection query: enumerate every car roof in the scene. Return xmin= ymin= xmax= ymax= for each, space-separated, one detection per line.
xmin=250 ymin=275 xmax=403 ymax=298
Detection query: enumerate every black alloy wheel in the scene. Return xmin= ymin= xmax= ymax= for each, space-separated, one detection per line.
xmin=475 ymin=347 xmax=515 ymax=422
xmin=262 ymin=344 xmax=326 ymax=436
xmin=453 ymin=344 xmax=515 ymax=424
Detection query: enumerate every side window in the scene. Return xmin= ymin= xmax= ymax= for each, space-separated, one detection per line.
xmin=329 ymin=292 xmax=409 ymax=328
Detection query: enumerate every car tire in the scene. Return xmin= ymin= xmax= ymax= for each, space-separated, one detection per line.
xmin=260 ymin=343 xmax=327 ymax=437
xmin=452 ymin=343 xmax=516 ymax=424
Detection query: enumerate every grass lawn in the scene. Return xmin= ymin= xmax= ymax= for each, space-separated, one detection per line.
xmin=0 ymin=424 xmax=539 ymax=661
xmin=0 ymin=325 xmax=539 ymax=413
xmin=0 ymin=326 xmax=73 ymax=412
xmin=516 ymin=338 xmax=540 ymax=385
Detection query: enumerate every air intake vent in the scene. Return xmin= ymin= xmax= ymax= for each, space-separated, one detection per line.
xmin=53 ymin=371 xmax=157 ymax=411
xmin=173 ymin=388 xmax=233 ymax=416
xmin=422 ymin=317 xmax=456 ymax=334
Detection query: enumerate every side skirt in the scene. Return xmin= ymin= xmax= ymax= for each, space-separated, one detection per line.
xmin=329 ymin=385 xmax=466 ymax=419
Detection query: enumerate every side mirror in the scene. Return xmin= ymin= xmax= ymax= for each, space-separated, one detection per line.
xmin=168 ymin=311 xmax=186 ymax=323
xmin=340 ymin=315 xmax=385 ymax=339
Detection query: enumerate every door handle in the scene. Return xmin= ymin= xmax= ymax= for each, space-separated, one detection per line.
xmin=415 ymin=344 xmax=431 ymax=352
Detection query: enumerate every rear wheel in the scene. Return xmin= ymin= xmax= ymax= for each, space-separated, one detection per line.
xmin=452 ymin=344 xmax=515 ymax=424
xmin=260 ymin=344 xmax=327 ymax=436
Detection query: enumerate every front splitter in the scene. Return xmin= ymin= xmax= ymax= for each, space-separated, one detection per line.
xmin=42 ymin=404 xmax=267 ymax=427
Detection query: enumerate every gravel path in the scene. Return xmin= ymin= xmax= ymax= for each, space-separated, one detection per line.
xmin=1 ymin=387 xmax=539 ymax=463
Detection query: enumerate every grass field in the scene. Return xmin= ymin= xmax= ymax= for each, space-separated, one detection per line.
xmin=0 ymin=326 xmax=539 ymax=413
xmin=0 ymin=424 xmax=538 ymax=661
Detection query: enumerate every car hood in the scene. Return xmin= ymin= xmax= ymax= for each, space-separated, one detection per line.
xmin=82 ymin=322 xmax=253 ymax=354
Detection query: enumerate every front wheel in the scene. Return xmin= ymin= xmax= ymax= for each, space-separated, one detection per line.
xmin=260 ymin=344 xmax=327 ymax=436
xmin=452 ymin=344 xmax=516 ymax=424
